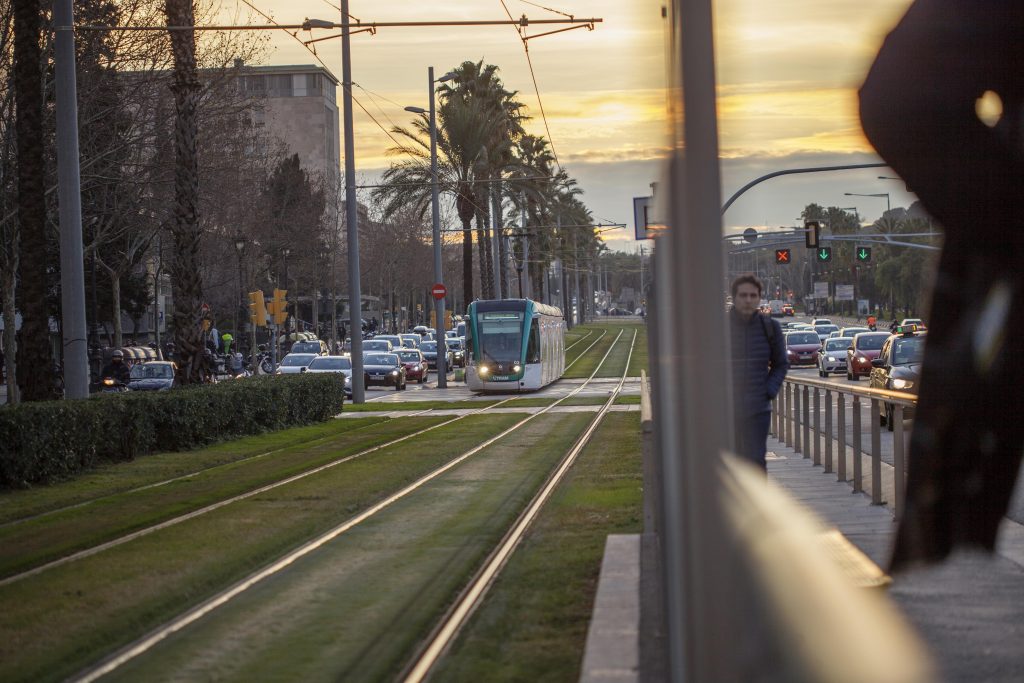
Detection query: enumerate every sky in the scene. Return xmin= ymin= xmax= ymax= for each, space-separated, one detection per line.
xmin=219 ymin=0 xmax=918 ymax=252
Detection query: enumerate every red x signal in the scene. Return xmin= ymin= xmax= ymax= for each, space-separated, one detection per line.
xmin=775 ymin=248 xmax=791 ymax=264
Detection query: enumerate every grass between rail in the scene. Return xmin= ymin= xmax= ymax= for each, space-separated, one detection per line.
xmin=615 ymin=394 xmax=641 ymax=405
xmin=0 ymin=417 xmax=389 ymax=525
xmin=0 ymin=416 xmax=449 ymax=579
xmin=344 ymin=400 xmax=501 ymax=412
xmin=0 ymin=413 xmax=526 ymax=683
xmin=434 ymin=412 xmax=643 ymax=682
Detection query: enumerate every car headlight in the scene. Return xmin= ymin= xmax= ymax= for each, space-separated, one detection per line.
xmin=512 ymin=364 xmax=522 ymax=373
xmin=345 ymin=375 xmax=351 ymax=384
xmin=828 ymin=356 xmax=837 ymax=362
xmin=858 ymin=357 xmax=869 ymax=364
xmin=891 ymin=378 xmax=914 ymax=390
xmin=391 ymin=370 xmax=399 ymax=376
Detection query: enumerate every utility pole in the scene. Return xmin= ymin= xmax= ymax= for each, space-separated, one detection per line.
xmin=639 ymin=244 xmax=645 ymax=315
xmin=54 ymin=0 xmax=89 ymax=399
xmin=520 ymin=197 xmax=531 ymax=299
xmin=572 ymin=230 xmax=581 ymax=325
xmin=427 ymin=66 xmax=447 ymax=387
xmin=491 ymin=180 xmax=503 ymax=300
xmin=340 ymin=0 xmax=364 ymax=402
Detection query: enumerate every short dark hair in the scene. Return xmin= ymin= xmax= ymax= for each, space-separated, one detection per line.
xmin=730 ymin=274 xmax=763 ymax=298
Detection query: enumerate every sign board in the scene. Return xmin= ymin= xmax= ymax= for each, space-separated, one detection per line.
xmin=857 ymin=299 xmax=870 ymax=315
xmin=813 ymin=281 xmax=829 ymax=299
xmin=632 ymin=196 xmax=665 ymax=240
xmin=431 ymin=283 xmax=447 ymax=300
xmin=743 ymin=227 xmax=758 ymax=244
xmin=836 ymin=284 xmax=855 ymax=301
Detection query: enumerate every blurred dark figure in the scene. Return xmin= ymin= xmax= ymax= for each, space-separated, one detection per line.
xmin=860 ymin=1 xmax=1024 ymax=570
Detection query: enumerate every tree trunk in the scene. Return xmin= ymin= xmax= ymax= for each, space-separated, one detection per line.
xmin=13 ymin=0 xmax=55 ymax=400
xmin=3 ymin=272 xmax=19 ymax=404
xmin=457 ymin=191 xmax=474 ymax=308
xmin=111 ymin=272 xmax=122 ymax=348
xmin=165 ymin=0 xmax=205 ymax=384
xmin=493 ymin=188 xmax=508 ymax=298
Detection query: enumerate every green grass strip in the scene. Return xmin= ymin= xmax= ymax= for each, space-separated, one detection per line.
xmin=0 ymin=414 xmax=527 ymax=683
xmin=0 ymin=417 xmax=388 ymax=525
xmin=626 ymin=324 xmax=649 ymax=377
xmin=615 ymin=394 xmax=641 ymax=405
xmin=434 ymin=412 xmax=643 ymax=682
xmin=564 ymin=328 xmax=620 ymax=379
xmin=0 ymin=417 xmax=448 ymax=579
xmin=559 ymin=395 xmax=612 ymax=407
xmin=502 ymin=397 xmax=558 ymax=408
xmin=344 ymin=400 xmax=501 ymax=412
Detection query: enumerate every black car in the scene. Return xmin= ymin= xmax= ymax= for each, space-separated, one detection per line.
xmin=419 ymin=341 xmax=453 ymax=370
xmin=363 ymin=353 xmax=407 ymax=390
xmin=869 ymin=330 xmax=926 ymax=430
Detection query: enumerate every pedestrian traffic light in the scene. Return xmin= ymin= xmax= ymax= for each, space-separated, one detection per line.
xmin=248 ymin=291 xmax=267 ymax=328
xmin=816 ymin=247 xmax=833 ymax=263
xmin=270 ymin=288 xmax=288 ymax=325
xmin=775 ymin=248 xmax=791 ymax=264
xmin=804 ymin=220 xmax=821 ymax=249
xmin=856 ymin=246 xmax=872 ymax=262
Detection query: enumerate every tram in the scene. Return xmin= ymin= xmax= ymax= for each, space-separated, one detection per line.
xmin=465 ymin=299 xmax=565 ymax=392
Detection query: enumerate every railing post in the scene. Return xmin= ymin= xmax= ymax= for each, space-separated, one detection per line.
xmin=824 ymin=389 xmax=833 ymax=473
xmin=836 ymin=392 xmax=847 ymax=482
xmin=802 ymin=385 xmax=811 ymax=460
xmin=793 ymin=382 xmax=802 ymax=453
xmin=870 ymin=398 xmax=883 ymax=505
xmin=770 ymin=395 xmax=778 ymax=437
xmin=893 ymin=404 xmax=906 ymax=520
xmin=851 ymin=395 xmax=862 ymax=492
xmin=812 ymin=387 xmax=821 ymax=466
xmin=784 ymin=383 xmax=793 ymax=446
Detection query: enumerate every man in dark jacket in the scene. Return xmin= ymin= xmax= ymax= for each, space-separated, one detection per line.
xmin=729 ymin=275 xmax=789 ymax=470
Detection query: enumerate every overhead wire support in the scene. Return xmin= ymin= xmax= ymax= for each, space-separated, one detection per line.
xmin=76 ymin=17 xmax=603 ymax=34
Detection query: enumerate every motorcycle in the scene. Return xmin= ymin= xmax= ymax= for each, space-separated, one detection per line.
xmin=99 ymin=377 xmax=129 ymax=393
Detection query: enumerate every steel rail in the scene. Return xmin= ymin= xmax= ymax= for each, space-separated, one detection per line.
xmin=564 ymin=327 xmax=594 ymax=353
xmin=70 ymin=329 xmax=626 ymax=683
xmin=564 ymin=328 xmax=608 ymax=371
xmin=403 ymin=328 xmax=638 ymax=682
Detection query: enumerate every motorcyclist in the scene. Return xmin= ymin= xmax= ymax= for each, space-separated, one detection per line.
xmin=100 ymin=350 xmax=131 ymax=385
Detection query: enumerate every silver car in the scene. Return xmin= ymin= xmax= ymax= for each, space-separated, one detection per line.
xmin=362 ymin=339 xmax=393 ymax=353
xmin=276 ymin=353 xmax=317 ymax=374
xmin=304 ymin=355 xmax=353 ymax=395
xmin=817 ymin=337 xmax=852 ymax=377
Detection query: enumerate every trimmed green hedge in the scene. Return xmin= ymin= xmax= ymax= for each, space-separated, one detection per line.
xmin=0 ymin=374 xmax=346 ymax=488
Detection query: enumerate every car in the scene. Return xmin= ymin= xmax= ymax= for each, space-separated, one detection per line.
xmin=276 ymin=353 xmax=318 ymax=374
xmin=372 ymin=335 xmax=403 ymax=349
xmin=845 ymin=331 xmax=890 ymax=380
xmin=900 ymin=318 xmax=927 ymax=330
xmin=785 ymin=331 xmax=822 ymax=367
xmin=395 ymin=349 xmax=429 ymax=383
xmin=810 ymin=318 xmax=834 ymax=327
xmin=399 ymin=333 xmax=422 ymax=349
xmin=446 ymin=337 xmax=467 ymax=367
xmin=305 ymin=355 xmax=353 ymax=396
xmin=813 ymin=324 xmax=839 ymax=343
xmin=837 ymin=326 xmax=870 ymax=339
xmin=289 ymin=339 xmax=329 ymax=356
xmin=768 ymin=299 xmax=785 ymax=317
xmin=445 ymin=330 xmax=458 ymax=339
xmin=817 ymin=337 xmax=853 ymax=377
xmin=362 ymin=339 xmax=394 ymax=353
xmin=412 ymin=325 xmax=430 ymax=337
xmin=782 ymin=304 xmax=795 ymax=316
xmin=418 ymin=340 xmax=453 ymax=370
xmin=869 ymin=327 xmax=926 ymax=430
xmin=363 ymin=353 xmax=407 ymax=390
xmin=127 ymin=361 xmax=176 ymax=391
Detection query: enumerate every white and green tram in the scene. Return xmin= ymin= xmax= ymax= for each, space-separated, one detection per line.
xmin=465 ymin=299 xmax=566 ymax=392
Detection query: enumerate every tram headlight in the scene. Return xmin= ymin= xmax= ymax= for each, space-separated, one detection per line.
xmin=512 ymin=364 xmax=522 ymax=373
xmin=479 ymin=366 xmax=490 ymax=376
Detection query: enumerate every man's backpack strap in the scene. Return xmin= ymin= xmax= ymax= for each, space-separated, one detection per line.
xmin=760 ymin=313 xmax=776 ymax=344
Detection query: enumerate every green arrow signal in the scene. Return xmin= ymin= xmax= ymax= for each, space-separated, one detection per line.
xmin=817 ymin=248 xmax=832 ymax=262
xmin=857 ymin=247 xmax=871 ymax=262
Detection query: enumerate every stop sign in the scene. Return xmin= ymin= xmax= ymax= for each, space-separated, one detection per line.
xmin=431 ymin=283 xmax=447 ymax=300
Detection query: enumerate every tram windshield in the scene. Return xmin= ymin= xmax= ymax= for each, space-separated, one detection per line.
xmin=477 ymin=311 xmax=524 ymax=363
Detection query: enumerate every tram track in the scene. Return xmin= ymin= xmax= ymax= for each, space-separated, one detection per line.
xmin=564 ymin=328 xmax=608 ymax=371
xmin=66 ymin=329 xmax=628 ymax=682
xmin=402 ymin=328 xmax=638 ymax=682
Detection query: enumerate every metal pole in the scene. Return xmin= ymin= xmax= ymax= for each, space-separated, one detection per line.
xmin=870 ymin=398 xmax=883 ymax=504
xmin=491 ymin=179 xmax=502 ymax=300
xmin=341 ymin=0 xmax=364 ymax=402
xmin=852 ymin=395 xmax=863 ymax=492
xmin=54 ymin=0 xmax=89 ymax=399
xmin=812 ymin=387 xmax=821 ymax=465
xmin=802 ymin=384 xmax=810 ymax=460
xmin=824 ymin=389 xmax=833 ymax=472
xmin=837 ymin=393 xmax=847 ymax=482
xmin=520 ymin=197 xmax=531 ymax=299
xmin=428 ymin=67 xmax=447 ymax=388
xmin=894 ymin=405 xmax=906 ymax=520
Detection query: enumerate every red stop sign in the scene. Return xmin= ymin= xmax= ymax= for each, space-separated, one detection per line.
xmin=431 ymin=283 xmax=447 ymax=300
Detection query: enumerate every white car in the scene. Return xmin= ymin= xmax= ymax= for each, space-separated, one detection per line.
xmin=810 ymin=318 xmax=834 ymax=327
xmin=276 ymin=353 xmax=317 ymax=374
xmin=362 ymin=339 xmax=393 ymax=353
xmin=818 ymin=337 xmax=853 ymax=377
xmin=304 ymin=355 xmax=353 ymax=395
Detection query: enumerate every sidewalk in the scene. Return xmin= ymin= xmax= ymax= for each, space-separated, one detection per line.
xmin=767 ymin=435 xmax=1024 ymax=682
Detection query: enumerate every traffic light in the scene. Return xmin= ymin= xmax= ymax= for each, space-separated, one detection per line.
xmin=248 ymin=291 xmax=267 ymax=327
xmin=270 ymin=288 xmax=289 ymax=325
xmin=816 ymin=247 xmax=833 ymax=263
xmin=856 ymin=246 xmax=872 ymax=262
xmin=804 ymin=220 xmax=821 ymax=249
xmin=775 ymin=248 xmax=791 ymax=264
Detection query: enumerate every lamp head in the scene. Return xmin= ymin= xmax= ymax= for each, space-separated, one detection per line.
xmin=404 ymin=106 xmax=426 ymax=114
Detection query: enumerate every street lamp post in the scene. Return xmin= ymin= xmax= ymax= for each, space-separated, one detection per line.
xmin=844 ymin=191 xmax=891 ymax=213
xmin=234 ymin=236 xmax=245 ymax=342
xmin=405 ymin=66 xmax=456 ymax=389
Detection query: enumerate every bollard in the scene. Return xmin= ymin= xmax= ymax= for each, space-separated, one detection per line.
xmin=836 ymin=393 xmax=847 ymax=482
xmin=870 ymin=398 xmax=883 ymax=505
xmin=802 ymin=385 xmax=811 ymax=460
xmin=852 ymin=395 xmax=862 ymax=492
xmin=824 ymin=389 xmax=833 ymax=473
xmin=812 ymin=388 xmax=821 ymax=466
xmin=893 ymin=404 xmax=906 ymax=520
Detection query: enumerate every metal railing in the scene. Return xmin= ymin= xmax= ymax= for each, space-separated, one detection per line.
xmin=772 ymin=376 xmax=918 ymax=519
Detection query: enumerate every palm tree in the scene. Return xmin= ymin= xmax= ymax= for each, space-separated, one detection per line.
xmin=506 ymin=135 xmax=557 ymax=298
xmin=165 ymin=0 xmax=205 ymax=383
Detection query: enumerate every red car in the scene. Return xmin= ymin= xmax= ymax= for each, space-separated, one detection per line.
xmin=396 ymin=349 xmax=428 ymax=383
xmin=785 ymin=331 xmax=821 ymax=367
xmin=846 ymin=331 xmax=890 ymax=380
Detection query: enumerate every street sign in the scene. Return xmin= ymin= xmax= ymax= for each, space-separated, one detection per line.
xmin=856 ymin=246 xmax=872 ymax=262
xmin=743 ymin=227 xmax=758 ymax=244
xmin=431 ymin=283 xmax=447 ymax=300
xmin=816 ymin=247 xmax=833 ymax=262
xmin=775 ymin=248 xmax=791 ymax=264
xmin=836 ymin=284 xmax=855 ymax=301
xmin=813 ymin=281 xmax=829 ymax=299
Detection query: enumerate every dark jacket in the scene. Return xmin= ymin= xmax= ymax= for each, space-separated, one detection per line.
xmin=101 ymin=361 xmax=131 ymax=384
xmin=729 ymin=309 xmax=788 ymax=416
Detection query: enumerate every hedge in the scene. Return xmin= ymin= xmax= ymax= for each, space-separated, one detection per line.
xmin=0 ymin=374 xmax=346 ymax=489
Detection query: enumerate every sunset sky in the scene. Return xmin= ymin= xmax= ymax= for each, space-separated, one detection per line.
xmin=220 ymin=0 xmax=918 ymax=250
